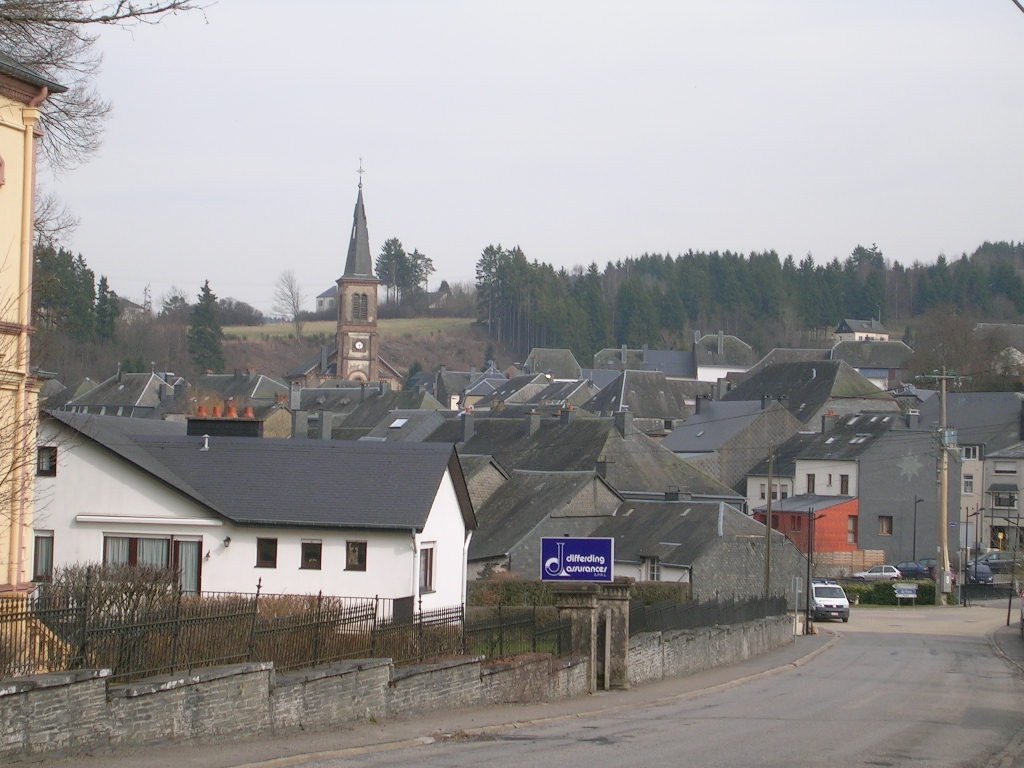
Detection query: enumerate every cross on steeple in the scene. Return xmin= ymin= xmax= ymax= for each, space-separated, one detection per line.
xmin=357 ymin=158 xmax=365 ymax=189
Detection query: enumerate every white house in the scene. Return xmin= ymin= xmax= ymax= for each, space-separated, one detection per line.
xmin=34 ymin=412 xmax=476 ymax=611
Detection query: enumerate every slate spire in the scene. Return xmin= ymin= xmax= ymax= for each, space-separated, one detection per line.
xmin=343 ymin=165 xmax=373 ymax=278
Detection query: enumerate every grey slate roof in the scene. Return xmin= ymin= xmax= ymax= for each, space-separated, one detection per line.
xmin=342 ymin=185 xmax=374 ymax=278
xmin=751 ymin=494 xmax=852 ymax=515
xmin=796 ymin=412 xmax=896 ymax=461
xmin=590 ymin=500 xmax=758 ymax=568
xmin=0 ymin=50 xmax=67 ymax=92
xmin=62 ymin=372 xmax=183 ymax=415
xmin=746 ymin=348 xmax=830 ymax=377
xmin=469 ymin=471 xmax=619 ymax=561
xmin=359 ymin=409 xmax=447 ymax=442
xmin=829 ymin=340 xmax=914 ymax=369
xmin=721 ymin=360 xmax=894 ymax=424
xmin=46 ymin=410 xmax=474 ymax=532
xmin=195 ymin=372 xmax=288 ymax=405
xmin=693 ymin=333 xmax=758 ymax=367
xmin=424 ymin=413 xmax=742 ymax=500
xmin=473 ymin=374 xmax=551 ymax=408
xmin=909 ymin=391 xmax=1024 ymax=454
xmin=659 ymin=401 xmax=780 ymax=453
xmin=591 ymin=346 xmax=697 ymax=378
xmin=580 ymin=370 xmax=692 ymax=420
xmin=836 ymin=318 xmax=890 ymax=336
xmin=523 ymin=348 xmax=582 ymax=380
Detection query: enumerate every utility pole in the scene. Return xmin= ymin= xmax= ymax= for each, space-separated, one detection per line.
xmin=764 ymin=444 xmax=775 ymax=617
xmin=919 ymin=368 xmax=959 ymax=605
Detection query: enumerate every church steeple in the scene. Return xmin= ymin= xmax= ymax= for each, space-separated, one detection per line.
xmin=336 ymin=163 xmax=379 ymax=384
xmin=343 ymin=161 xmax=373 ymax=278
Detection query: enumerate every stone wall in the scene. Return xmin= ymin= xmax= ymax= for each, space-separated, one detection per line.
xmin=1 ymin=615 xmax=792 ymax=762
xmin=0 ymin=654 xmax=588 ymax=762
xmin=628 ymin=615 xmax=792 ymax=686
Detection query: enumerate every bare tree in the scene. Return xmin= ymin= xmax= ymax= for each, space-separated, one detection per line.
xmin=0 ymin=1 xmax=205 ymax=173
xmin=273 ymin=271 xmax=306 ymax=341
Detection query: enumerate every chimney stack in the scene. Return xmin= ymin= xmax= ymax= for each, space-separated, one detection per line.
xmin=460 ymin=408 xmax=475 ymax=443
xmin=614 ymin=408 xmax=634 ymax=437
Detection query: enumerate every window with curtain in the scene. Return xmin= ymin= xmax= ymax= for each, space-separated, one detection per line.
xmin=33 ymin=532 xmax=53 ymax=582
xmin=103 ymin=535 xmax=201 ymax=594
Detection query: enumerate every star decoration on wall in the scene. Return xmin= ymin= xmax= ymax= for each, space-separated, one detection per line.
xmin=897 ymin=452 xmax=924 ymax=482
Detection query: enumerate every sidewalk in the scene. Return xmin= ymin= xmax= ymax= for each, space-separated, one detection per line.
xmin=30 ymin=631 xmax=836 ymax=768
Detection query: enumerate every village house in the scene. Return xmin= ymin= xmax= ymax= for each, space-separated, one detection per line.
xmin=34 ymin=411 xmax=475 ymax=610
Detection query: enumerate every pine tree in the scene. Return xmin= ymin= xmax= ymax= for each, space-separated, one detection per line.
xmin=187 ymin=280 xmax=224 ymax=373
xmin=94 ymin=275 xmax=119 ymax=341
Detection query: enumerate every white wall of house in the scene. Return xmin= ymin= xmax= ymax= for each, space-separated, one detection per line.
xmin=743 ymin=475 xmax=794 ymax=513
xmin=794 ymin=459 xmax=858 ymax=497
xmin=414 ymin=467 xmax=470 ymax=611
xmin=34 ymin=422 xmax=468 ymax=608
xmin=613 ymin=561 xmax=690 ymax=583
xmin=696 ymin=365 xmax=742 ymax=384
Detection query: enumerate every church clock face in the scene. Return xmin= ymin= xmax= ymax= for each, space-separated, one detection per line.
xmin=352 ymin=339 xmax=366 ymax=352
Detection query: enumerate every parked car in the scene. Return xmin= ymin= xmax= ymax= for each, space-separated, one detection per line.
xmin=973 ymin=551 xmax=1024 ymax=574
xmin=894 ymin=561 xmax=931 ymax=580
xmin=965 ymin=561 xmax=995 ymax=585
xmin=917 ymin=557 xmax=957 ymax=585
xmin=853 ymin=565 xmax=902 ymax=581
xmin=809 ymin=579 xmax=850 ymax=623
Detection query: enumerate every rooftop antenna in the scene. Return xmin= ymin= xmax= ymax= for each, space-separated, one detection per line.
xmin=200 ymin=434 xmax=210 ymax=452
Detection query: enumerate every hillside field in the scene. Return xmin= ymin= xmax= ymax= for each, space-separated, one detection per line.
xmin=221 ymin=318 xmax=516 ymax=382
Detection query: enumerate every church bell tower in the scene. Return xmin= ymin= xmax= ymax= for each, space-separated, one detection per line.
xmin=336 ymin=167 xmax=379 ymax=383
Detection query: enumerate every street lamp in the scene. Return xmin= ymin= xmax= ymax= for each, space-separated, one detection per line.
xmin=912 ymin=496 xmax=924 ymax=561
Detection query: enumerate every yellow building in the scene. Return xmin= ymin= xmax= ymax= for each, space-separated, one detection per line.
xmin=0 ymin=52 xmax=65 ymax=592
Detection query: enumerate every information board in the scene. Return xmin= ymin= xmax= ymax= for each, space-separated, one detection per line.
xmin=540 ymin=537 xmax=614 ymax=583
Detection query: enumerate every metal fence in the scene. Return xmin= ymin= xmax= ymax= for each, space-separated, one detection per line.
xmin=629 ymin=595 xmax=789 ymax=636
xmin=0 ymin=584 xmax=573 ymax=683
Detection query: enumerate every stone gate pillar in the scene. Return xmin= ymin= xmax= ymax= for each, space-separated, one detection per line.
xmin=599 ymin=580 xmax=631 ymax=689
xmin=554 ymin=584 xmax=600 ymax=694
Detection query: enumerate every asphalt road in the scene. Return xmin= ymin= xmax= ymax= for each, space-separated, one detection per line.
xmin=26 ymin=599 xmax=1024 ymax=768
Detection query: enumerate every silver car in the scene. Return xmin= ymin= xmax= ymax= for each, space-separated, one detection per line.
xmin=853 ymin=565 xmax=903 ymax=581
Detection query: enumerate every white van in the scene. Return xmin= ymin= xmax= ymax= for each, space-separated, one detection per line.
xmin=810 ymin=579 xmax=850 ymax=623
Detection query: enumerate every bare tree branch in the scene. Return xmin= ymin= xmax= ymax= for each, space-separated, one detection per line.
xmin=273 ymin=271 xmax=306 ymax=342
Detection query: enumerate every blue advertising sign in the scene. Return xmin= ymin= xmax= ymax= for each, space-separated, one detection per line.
xmin=541 ymin=537 xmax=614 ymax=582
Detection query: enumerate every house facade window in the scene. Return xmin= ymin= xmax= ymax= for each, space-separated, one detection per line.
xmin=847 ymin=516 xmax=858 ymax=545
xmin=256 ymin=538 xmax=278 ymax=568
xmin=964 ymin=474 xmax=974 ymax=494
xmin=993 ymin=492 xmax=1017 ymax=509
xmin=994 ymin=461 xmax=1017 ymax=475
xmin=839 ymin=474 xmax=850 ymax=495
xmin=878 ymin=516 xmax=893 ymax=536
xmin=37 ymin=446 xmax=57 ymax=476
xmin=419 ymin=543 xmax=435 ymax=593
xmin=759 ymin=483 xmax=766 ymax=500
xmin=346 ymin=540 xmax=367 ymax=571
xmin=301 ymin=541 xmax=322 ymax=570
xmin=961 ymin=445 xmax=979 ymax=461
xmin=645 ymin=557 xmax=661 ymax=582
xmin=791 ymin=515 xmax=803 ymax=532
xmin=33 ymin=532 xmax=53 ymax=582
xmin=103 ymin=535 xmax=200 ymax=593
xmin=806 ymin=474 xmax=816 ymax=494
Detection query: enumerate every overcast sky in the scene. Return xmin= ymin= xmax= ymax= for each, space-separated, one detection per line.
xmin=52 ymin=1 xmax=1024 ymax=316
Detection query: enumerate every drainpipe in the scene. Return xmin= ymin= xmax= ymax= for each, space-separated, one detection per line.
xmin=7 ymin=97 xmax=44 ymax=586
